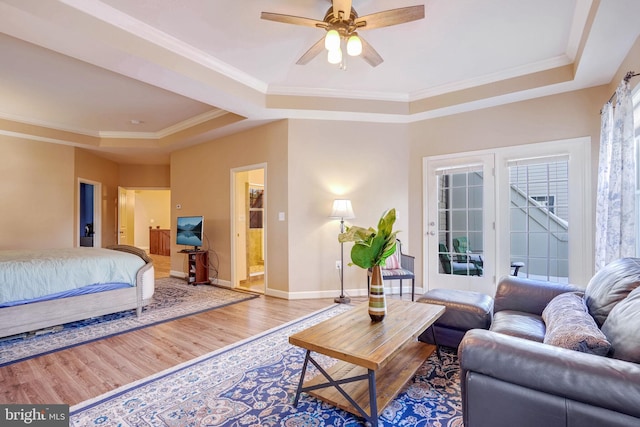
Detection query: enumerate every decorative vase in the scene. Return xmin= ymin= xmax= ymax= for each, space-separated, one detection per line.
xmin=369 ymin=264 xmax=387 ymax=322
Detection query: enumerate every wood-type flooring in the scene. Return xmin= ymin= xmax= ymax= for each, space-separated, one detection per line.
xmin=0 ymin=254 xmax=411 ymax=406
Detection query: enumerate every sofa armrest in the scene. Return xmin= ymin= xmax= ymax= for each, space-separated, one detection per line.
xmin=493 ymin=276 xmax=581 ymax=315
xmin=459 ymin=329 xmax=640 ymax=419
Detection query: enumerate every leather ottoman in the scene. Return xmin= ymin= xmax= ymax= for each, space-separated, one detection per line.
xmin=417 ymin=288 xmax=494 ymax=349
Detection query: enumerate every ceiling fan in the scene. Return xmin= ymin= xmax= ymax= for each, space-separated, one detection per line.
xmin=260 ymin=0 xmax=425 ymax=67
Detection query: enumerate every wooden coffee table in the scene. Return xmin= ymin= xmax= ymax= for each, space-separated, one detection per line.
xmin=289 ymin=299 xmax=445 ymax=426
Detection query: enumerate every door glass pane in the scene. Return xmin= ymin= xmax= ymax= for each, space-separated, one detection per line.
xmin=509 ymin=161 xmax=569 ymax=283
xmin=437 ymin=170 xmax=484 ymax=277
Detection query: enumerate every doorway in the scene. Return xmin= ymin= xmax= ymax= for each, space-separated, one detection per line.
xmin=232 ymin=165 xmax=266 ymax=294
xmin=78 ymin=178 xmax=101 ymax=248
xmin=117 ymin=187 xmax=171 ymax=250
xmin=424 ymin=154 xmax=496 ymax=295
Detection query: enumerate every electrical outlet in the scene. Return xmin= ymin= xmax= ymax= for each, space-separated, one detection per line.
xmin=335 ymin=260 xmax=341 ymax=270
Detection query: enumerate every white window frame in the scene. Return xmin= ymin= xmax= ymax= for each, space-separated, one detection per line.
xmin=496 ymin=137 xmax=592 ymax=285
xmin=633 ymin=87 xmax=640 ymax=256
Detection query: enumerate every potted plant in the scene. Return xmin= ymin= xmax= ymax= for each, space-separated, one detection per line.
xmin=339 ymin=208 xmax=398 ymax=321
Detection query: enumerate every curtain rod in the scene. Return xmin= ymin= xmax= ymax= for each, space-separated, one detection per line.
xmin=606 ymin=71 xmax=639 ymax=104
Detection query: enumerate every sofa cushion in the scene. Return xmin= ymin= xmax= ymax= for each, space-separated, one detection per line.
xmin=584 ymin=258 xmax=640 ymax=326
xmin=601 ymin=286 xmax=640 ymax=363
xmin=490 ymin=310 xmax=545 ymax=342
xmin=542 ymin=292 xmax=611 ymax=356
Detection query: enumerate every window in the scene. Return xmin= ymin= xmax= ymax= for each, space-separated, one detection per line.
xmin=634 ymin=88 xmax=640 ymax=256
xmin=249 ymin=185 xmax=264 ymax=229
xmin=424 ymin=138 xmax=590 ymax=292
xmin=509 ymin=158 xmax=569 ymax=283
xmin=436 ymin=166 xmax=484 ymax=277
xmin=496 ymin=138 xmax=591 ymax=286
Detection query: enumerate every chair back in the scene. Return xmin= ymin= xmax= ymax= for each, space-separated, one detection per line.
xmin=438 ymin=243 xmax=453 ymax=274
xmin=453 ymin=237 xmax=469 ymax=262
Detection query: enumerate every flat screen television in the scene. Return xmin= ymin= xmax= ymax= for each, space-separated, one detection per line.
xmin=176 ymin=215 xmax=204 ymax=250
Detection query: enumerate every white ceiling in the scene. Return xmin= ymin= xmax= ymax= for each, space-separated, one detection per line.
xmin=1 ymin=0 xmax=639 ymax=164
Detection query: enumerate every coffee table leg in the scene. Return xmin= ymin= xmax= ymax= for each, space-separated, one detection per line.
xmin=293 ymin=350 xmax=311 ymax=407
xmin=368 ymin=369 xmax=378 ymax=427
xmin=430 ymin=326 xmax=442 ymax=361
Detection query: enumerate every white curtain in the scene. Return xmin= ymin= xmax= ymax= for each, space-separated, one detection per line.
xmin=595 ymin=79 xmax=636 ymax=271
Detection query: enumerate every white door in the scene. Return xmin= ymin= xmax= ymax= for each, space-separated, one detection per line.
xmin=424 ymin=154 xmax=496 ymax=295
xmin=118 ymin=187 xmax=135 ymax=245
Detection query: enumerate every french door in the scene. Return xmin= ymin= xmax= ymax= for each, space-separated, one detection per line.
xmin=424 ymin=138 xmax=592 ymax=295
xmin=424 ymin=154 xmax=496 ymax=295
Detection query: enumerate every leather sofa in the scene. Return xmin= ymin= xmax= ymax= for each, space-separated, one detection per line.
xmin=458 ymin=258 xmax=640 ymax=427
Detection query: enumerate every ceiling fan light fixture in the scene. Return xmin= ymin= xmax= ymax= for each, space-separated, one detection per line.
xmin=346 ymin=34 xmax=362 ymax=56
xmin=324 ymin=29 xmax=340 ymax=51
xmin=327 ymin=47 xmax=342 ymax=64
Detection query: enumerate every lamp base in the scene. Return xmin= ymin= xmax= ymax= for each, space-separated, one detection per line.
xmin=334 ymin=295 xmax=351 ymax=304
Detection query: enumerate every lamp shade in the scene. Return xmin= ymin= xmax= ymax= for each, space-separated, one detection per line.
xmin=330 ymin=199 xmax=355 ymax=219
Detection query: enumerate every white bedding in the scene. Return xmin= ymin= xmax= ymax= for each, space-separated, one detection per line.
xmin=0 ymin=248 xmax=145 ymax=305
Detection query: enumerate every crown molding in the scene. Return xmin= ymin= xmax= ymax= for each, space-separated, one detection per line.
xmin=59 ymin=0 xmax=269 ymax=93
xmin=409 ymin=55 xmax=573 ymax=102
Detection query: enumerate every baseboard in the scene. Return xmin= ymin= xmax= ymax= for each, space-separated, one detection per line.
xmin=168 ymin=271 xmax=423 ymax=300
xmin=169 ymin=271 xmax=231 ymax=288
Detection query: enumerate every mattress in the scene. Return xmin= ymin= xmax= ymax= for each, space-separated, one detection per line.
xmin=0 ymin=247 xmax=145 ymax=306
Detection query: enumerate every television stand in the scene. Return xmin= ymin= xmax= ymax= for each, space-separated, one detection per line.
xmin=185 ymin=250 xmax=210 ymax=285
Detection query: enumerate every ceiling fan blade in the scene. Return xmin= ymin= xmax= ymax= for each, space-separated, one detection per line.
xmin=360 ymin=37 xmax=383 ymax=67
xmin=355 ymin=5 xmax=425 ymax=30
xmin=296 ymin=37 xmax=326 ymax=65
xmin=332 ymin=0 xmax=353 ymax=20
xmin=260 ymin=12 xmax=327 ymax=29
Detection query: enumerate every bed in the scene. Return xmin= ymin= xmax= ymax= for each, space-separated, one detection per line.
xmin=0 ymin=245 xmax=155 ymax=338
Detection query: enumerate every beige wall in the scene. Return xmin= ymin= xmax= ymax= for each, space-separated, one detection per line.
xmin=170 ymin=118 xmax=409 ymax=298
xmin=287 ymin=119 xmax=409 ymax=298
xmin=2 ymin=35 xmax=638 ymax=299
xmin=0 ymin=135 xmax=75 ymax=249
xmin=408 ymin=85 xmax=609 ymax=285
xmin=134 ymin=190 xmax=171 ymax=248
xmin=119 ymin=164 xmax=170 ymax=188
xmin=74 ymin=148 xmax=120 ymax=247
xmin=170 ymin=120 xmax=288 ymax=288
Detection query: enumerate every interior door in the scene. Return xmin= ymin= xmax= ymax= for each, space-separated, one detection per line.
xmin=232 ymin=166 xmax=266 ymax=294
xmin=425 ymin=154 xmax=496 ymax=295
xmin=118 ymin=187 xmax=135 ymax=245
xmin=78 ymin=178 xmax=101 ymax=248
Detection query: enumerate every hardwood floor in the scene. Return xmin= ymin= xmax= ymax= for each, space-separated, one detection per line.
xmin=0 ymin=294 xmax=347 ymax=406
xmin=0 ymin=254 xmax=412 ymax=407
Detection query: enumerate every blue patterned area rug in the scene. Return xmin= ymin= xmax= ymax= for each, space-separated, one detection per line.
xmin=0 ymin=277 xmax=258 ymax=367
xmin=70 ymin=304 xmax=462 ymax=427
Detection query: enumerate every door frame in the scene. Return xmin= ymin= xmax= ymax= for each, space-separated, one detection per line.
xmin=424 ymin=153 xmax=496 ymax=295
xmin=77 ymin=178 xmax=101 ymax=248
xmin=230 ymin=163 xmax=267 ymax=293
xmin=422 ymin=137 xmax=593 ymax=295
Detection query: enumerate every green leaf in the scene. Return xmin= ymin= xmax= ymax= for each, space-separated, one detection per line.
xmin=338 ymin=208 xmax=400 ymax=269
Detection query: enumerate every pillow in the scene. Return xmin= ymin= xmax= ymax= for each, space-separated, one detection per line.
xmin=584 ymin=258 xmax=640 ymax=326
xmin=601 ymin=286 xmax=640 ymax=363
xmin=384 ymin=253 xmax=401 ymax=270
xmin=542 ymin=292 xmax=611 ymax=356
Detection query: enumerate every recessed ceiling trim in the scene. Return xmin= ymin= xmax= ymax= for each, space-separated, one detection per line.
xmin=266 ymin=85 xmax=409 ymax=102
xmin=409 ymin=55 xmax=573 ymax=101
xmin=59 ymin=0 xmax=269 ymax=93
xmin=565 ymin=0 xmax=594 ymax=61
xmin=0 ymin=112 xmax=101 ymax=138
xmin=155 ymin=109 xmax=229 ymax=138
xmin=98 ymin=131 xmax=160 ymax=140
xmin=0 ymin=129 xmax=98 ymax=148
